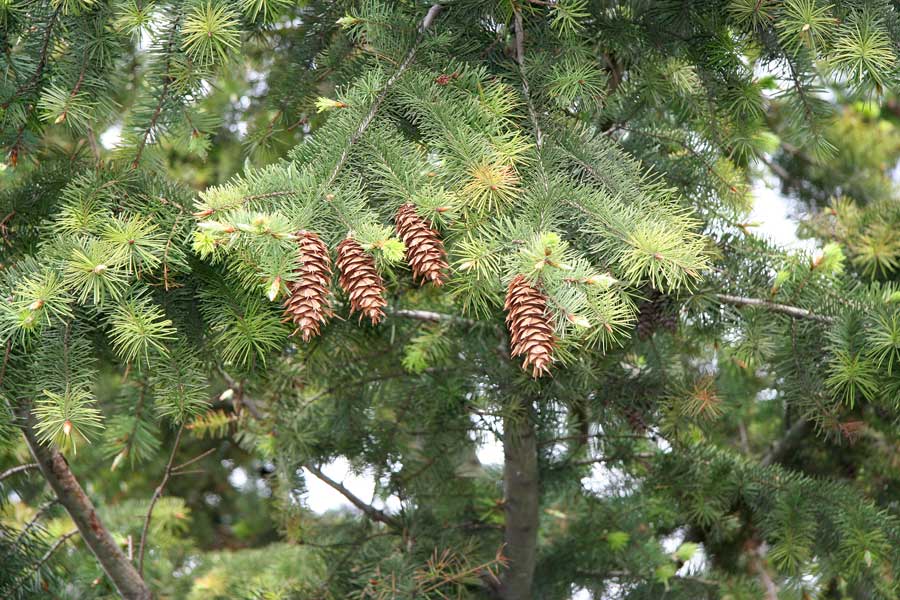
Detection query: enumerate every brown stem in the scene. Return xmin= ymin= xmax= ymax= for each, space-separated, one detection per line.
xmin=1 ymin=6 xmax=61 ymax=109
xmin=137 ymin=423 xmax=184 ymax=575
xmin=21 ymin=416 xmax=151 ymax=599
xmin=0 ymin=462 xmax=39 ymax=481
xmin=132 ymin=18 xmax=181 ymax=168
xmin=304 ymin=464 xmax=401 ymax=529
xmin=12 ymin=529 xmax=80 ymax=589
xmin=760 ymin=419 xmax=809 ymax=467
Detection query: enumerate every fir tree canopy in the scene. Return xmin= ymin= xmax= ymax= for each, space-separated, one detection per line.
xmin=3 ymin=1 xmax=900 ymax=599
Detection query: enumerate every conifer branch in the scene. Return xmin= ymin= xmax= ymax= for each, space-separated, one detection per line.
xmin=0 ymin=462 xmax=39 ymax=481
xmin=0 ymin=5 xmax=61 ymax=110
xmin=11 ymin=529 xmax=80 ymax=590
xmin=137 ymin=423 xmax=185 ymax=576
xmin=304 ymin=464 xmax=401 ymax=529
xmin=514 ymin=8 xmax=543 ymax=150
xmin=11 ymin=499 xmax=59 ymax=552
xmin=715 ymin=293 xmax=835 ymax=323
xmin=172 ymin=447 xmax=217 ymax=473
xmin=319 ymin=4 xmax=443 ymax=195
xmin=132 ymin=17 xmax=182 ymax=168
xmin=21 ymin=413 xmax=151 ymax=600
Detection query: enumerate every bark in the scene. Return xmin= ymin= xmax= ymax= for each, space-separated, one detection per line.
xmin=498 ymin=403 xmax=539 ymax=600
xmin=21 ymin=417 xmax=151 ymax=600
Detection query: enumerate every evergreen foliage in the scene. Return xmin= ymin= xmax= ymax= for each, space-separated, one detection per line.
xmin=3 ymin=0 xmax=900 ymax=598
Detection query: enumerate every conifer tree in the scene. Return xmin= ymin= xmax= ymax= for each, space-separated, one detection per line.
xmin=3 ymin=1 xmax=900 ymax=599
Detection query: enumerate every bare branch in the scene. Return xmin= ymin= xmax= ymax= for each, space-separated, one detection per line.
xmin=716 ymin=293 xmax=834 ymax=323
xmin=389 ymin=308 xmax=476 ymax=326
xmin=138 ymin=423 xmax=184 ymax=576
xmin=0 ymin=462 xmax=40 ymax=482
xmin=172 ymin=447 xmax=217 ymax=473
xmin=304 ymin=464 xmax=401 ymax=529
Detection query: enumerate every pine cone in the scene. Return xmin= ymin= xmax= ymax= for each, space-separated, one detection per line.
xmin=636 ymin=290 xmax=677 ymax=339
xmin=282 ymin=231 xmax=335 ymax=341
xmin=395 ymin=203 xmax=449 ymax=286
xmin=336 ymin=238 xmax=387 ymax=325
xmin=504 ymin=275 xmax=555 ymax=378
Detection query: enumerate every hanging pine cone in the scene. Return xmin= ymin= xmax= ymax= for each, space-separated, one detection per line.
xmin=336 ymin=238 xmax=387 ymax=325
xmin=504 ymin=275 xmax=556 ymax=378
xmin=282 ymin=231 xmax=335 ymax=342
xmin=395 ymin=203 xmax=449 ymax=286
xmin=636 ymin=290 xmax=678 ymax=339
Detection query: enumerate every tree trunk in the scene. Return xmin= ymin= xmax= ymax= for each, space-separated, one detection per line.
xmin=498 ymin=403 xmax=539 ymax=600
xmin=21 ymin=417 xmax=151 ymax=600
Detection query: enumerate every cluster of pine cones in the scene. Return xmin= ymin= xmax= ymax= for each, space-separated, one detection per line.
xmin=282 ymin=203 xmax=448 ymax=341
xmin=282 ymin=203 xmax=559 ymax=379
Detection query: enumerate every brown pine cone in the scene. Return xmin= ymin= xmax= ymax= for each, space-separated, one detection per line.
xmin=395 ymin=203 xmax=448 ymax=286
xmin=504 ymin=275 xmax=556 ymax=378
xmin=336 ymin=238 xmax=387 ymax=325
xmin=282 ymin=231 xmax=335 ymax=341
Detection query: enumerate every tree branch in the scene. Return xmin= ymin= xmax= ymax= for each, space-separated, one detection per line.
xmin=21 ymin=415 xmax=151 ymax=600
xmin=389 ymin=308 xmax=476 ymax=326
xmin=12 ymin=529 xmax=80 ymax=589
xmin=304 ymin=464 xmax=401 ymax=529
xmin=760 ymin=419 xmax=810 ymax=468
xmin=0 ymin=462 xmax=39 ymax=482
xmin=715 ymin=293 xmax=834 ymax=323
xmin=514 ymin=9 xmax=544 ymax=150
xmin=1 ymin=5 xmax=61 ymax=110
xmin=320 ymin=4 xmax=443 ymax=195
xmin=132 ymin=17 xmax=181 ymax=168
xmin=138 ymin=423 xmax=184 ymax=575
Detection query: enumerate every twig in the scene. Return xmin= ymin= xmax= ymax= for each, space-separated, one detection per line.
xmin=171 ymin=447 xmax=217 ymax=473
xmin=304 ymin=464 xmax=400 ymax=529
xmin=12 ymin=499 xmax=59 ymax=552
xmin=1 ymin=5 xmax=61 ymax=109
xmin=760 ymin=419 xmax=809 ymax=468
xmin=132 ymin=16 xmax=181 ymax=168
xmin=137 ymin=423 xmax=184 ymax=575
xmin=715 ymin=293 xmax=834 ymax=323
xmin=39 ymin=529 xmax=80 ymax=564
xmin=0 ymin=462 xmax=39 ymax=482
xmin=12 ymin=529 xmax=79 ymax=588
xmin=514 ymin=9 xmax=544 ymax=150
xmin=319 ymin=4 xmax=443 ymax=196
xmin=389 ymin=308 xmax=476 ymax=326
xmin=0 ymin=339 xmax=12 ymax=388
